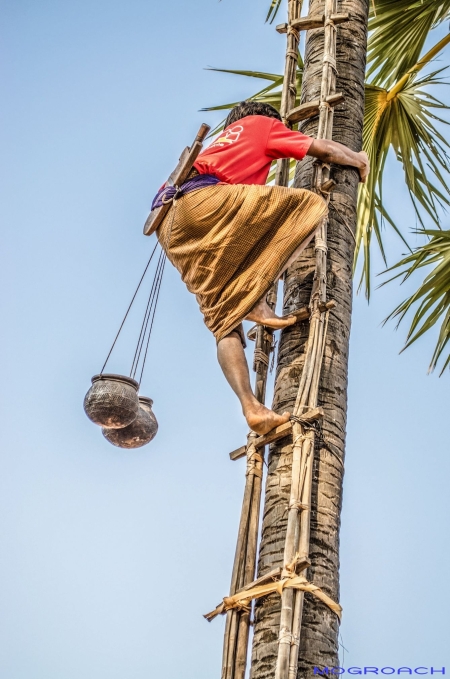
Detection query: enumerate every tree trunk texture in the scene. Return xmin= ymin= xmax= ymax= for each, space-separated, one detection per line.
xmin=250 ymin=2 xmax=368 ymax=677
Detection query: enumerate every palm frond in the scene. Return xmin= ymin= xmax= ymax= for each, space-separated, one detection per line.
xmin=201 ymin=61 xmax=303 ymax=135
xmin=382 ymin=228 xmax=450 ymax=374
xmin=368 ymin=0 xmax=450 ymax=88
xmin=266 ymin=0 xmax=283 ymax=23
xmin=356 ymin=65 xmax=450 ymax=297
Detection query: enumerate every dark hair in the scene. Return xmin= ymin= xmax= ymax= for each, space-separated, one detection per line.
xmin=224 ymin=101 xmax=282 ymax=128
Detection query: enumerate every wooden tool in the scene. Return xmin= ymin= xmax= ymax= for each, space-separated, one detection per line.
xmin=143 ymin=123 xmax=211 ymax=236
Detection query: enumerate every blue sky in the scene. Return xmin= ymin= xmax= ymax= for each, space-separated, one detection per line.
xmin=1 ymin=1 xmax=449 ymax=677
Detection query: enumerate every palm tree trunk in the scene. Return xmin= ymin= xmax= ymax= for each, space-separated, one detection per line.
xmin=250 ymin=1 xmax=369 ymax=676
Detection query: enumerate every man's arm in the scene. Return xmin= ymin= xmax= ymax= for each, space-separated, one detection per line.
xmin=307 ymin=139 xmax=370 ymax=183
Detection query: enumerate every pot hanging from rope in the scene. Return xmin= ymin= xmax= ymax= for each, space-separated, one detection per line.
xmin=84 ymin=374 xmax=139 ymax=429
xmin=102 ymin=396 xmax=158 ymax=448
xmin=83 ymin=123 xmax=211 ymax=448
xmin=83 ymin=242 xmax=165 ymax=448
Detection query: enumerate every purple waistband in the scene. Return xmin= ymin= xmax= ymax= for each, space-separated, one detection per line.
xmin=151 ymin=173 xmax=220 ymax=210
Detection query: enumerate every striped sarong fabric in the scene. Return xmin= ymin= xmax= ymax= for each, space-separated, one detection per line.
xmin=157 ymin=183 xmax=327 ymax=342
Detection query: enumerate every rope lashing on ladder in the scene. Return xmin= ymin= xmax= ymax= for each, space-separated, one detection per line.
xmin=204 ymin=574 xmax=342 ymax=622
xmin=253 ymin=348 xmax=270 ymax=367
xmin=246 ymin=447 xmax=264 ymax=478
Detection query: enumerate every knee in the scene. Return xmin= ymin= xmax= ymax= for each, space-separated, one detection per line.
xmin=219 ymin=330 xmax=241 ymax=344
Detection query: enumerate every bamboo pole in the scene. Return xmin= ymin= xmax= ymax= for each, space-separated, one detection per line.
xmin=221 ymin=3 xmax=303 ymax=678
xmin=276 ymin=0 xmax=303 ymax=186
xmin=233 ymin=443 xmax=264 ymax=679
xmin=222 ymin=432 xmax=258 ymax=679
xmin=274 ymin=1 xmax=339 ymax=677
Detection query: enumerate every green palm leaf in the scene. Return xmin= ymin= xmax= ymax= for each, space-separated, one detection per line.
xmin=208 ymin=3 xmax=450 ymax=358
xmin=266 ymin=0 xmax=283 ymax=23
xmin=358 ymin=65 xmax=450 ymax=296
xmin=203 ymin=52 xmax=450 ymax=298
xmin=383 ymin=228 xmax=450 ymax=374
xmin=367 ymin=0 xmax=450 ymax=88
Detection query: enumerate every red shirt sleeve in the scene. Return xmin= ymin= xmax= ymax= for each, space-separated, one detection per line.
xmin=265 ymin=119 xmax=314 ymax=162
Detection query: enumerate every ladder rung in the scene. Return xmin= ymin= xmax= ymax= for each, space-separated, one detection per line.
xmin=229 ymin=445 xmax=246 ymax=461
xmin=239 ymin=566 xmax=282 ymax=592
xmin=277 ymin=13 xmax=349 ymax=34
xmin=255 ymin=421 xmax=292 ymax=448
xmin=229 ymin=406 xmax=326 ymax=459
xmin=254 ymin=406 xmax=324 ymax=449
xmin=248 ymin=301 xmax=336 ymax=344
xmin=321 ymin=179 xmax=337 ymax=194
xmin=276 ymin=22 xmax=288 ymax=34
xmin=292 ymin=15 xmax=325 ymax=31
xmin=331 ymin=13 xmax=350 ymax=24
xmin=293 ymin=405 xmax=324 ymax=424
xmin=287 ymin=92 xmax=344 ymax=124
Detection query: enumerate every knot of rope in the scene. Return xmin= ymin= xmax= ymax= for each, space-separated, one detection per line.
xmin=319 ymin=101 xmax=332 ymax=113
xmin=315 ymin=238 xmax=328 ymax=253
xmin=292 ymin=432 xmax=308 ymax=447
xmin=253 ymin=348 xmax=269 ymax=368
xmin=323 ymin=54 xmax=337 ymax=71
xmin=161 ymin=185 xmax=181 ymax=204
xmin=288 ymin=501 xmax=309 ymax=512
xmin=223 ymin=596 xmax=251 ymax=614
xmin=286 ymin=49 xmax=299 ymax=60
xmin=246 ymin=448 xmax=264 ymax=478
xmin=278 ymin=628 xmax=293 ymax=645
xmin=247 ymin=449 xmax=264 ymax=464
xmin=287 ymin=25 xmax=300 ymax=41
xmin=290 ymin=415 xmax=320 ymax=433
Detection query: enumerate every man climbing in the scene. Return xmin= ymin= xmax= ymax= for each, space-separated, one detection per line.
xmin=152 ymin=101 xmax=369 ymax=435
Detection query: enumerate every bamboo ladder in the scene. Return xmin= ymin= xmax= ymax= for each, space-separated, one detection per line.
xmin=206 ymin=2 xmax=349 ymax=678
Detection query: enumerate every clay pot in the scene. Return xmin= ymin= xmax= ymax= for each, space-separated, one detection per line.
xmin=102 ymin=396 xmax=158 ymax=449
xmin=83 ymin=374 xmax=139 ymax=429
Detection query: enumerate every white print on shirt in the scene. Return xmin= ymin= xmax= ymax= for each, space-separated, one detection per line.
xmin=209 ymin=125 xmax=244 ymax=148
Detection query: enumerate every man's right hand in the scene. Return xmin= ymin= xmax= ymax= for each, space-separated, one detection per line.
xmin=357 ymin=151 xmax=370 ymax=184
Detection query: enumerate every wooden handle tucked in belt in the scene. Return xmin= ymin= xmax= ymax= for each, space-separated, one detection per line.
xmin=143 ymin=123 xmax=211 ymax=236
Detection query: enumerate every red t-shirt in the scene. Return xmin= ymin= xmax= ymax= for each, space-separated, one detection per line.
xmin=193 ymin=115 xmax=313 ymax=185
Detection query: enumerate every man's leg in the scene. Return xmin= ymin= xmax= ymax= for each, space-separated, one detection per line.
xmin=217 ymin=331 xmax=290 ymax=435
xmin=245 ymin=225 xmax=319 ymax=329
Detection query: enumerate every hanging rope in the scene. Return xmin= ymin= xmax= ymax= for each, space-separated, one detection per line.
xmin=99 ymin=189 xmax=179 ymax=382
xmin=100 ymin=241 xmax=159 ymax=375
xmin=130 ymin=248 xmax=166 ymax=381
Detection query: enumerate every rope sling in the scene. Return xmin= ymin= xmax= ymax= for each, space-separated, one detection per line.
xmin=204 ymin=3 xmax=350 ymax=679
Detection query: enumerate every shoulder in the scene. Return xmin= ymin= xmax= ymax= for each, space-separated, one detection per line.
xmin=268 ymin=118 xmax=312 ymax=143
xmin=224 ymin=115 xmax=275 ymax=134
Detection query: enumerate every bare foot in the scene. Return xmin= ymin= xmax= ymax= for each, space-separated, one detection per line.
xmin=245 ymin=298 xmax=297 ymax=330
xmin=245 ymin=403 xmax=291 ymax=436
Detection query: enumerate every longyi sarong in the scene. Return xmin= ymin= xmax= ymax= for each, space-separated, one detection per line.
xmin=156 ymin=183 xmax=327 ymax=342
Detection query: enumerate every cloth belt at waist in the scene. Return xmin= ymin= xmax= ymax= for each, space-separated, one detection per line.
xmin=151 ymin=172 xmax=220 ymax=211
